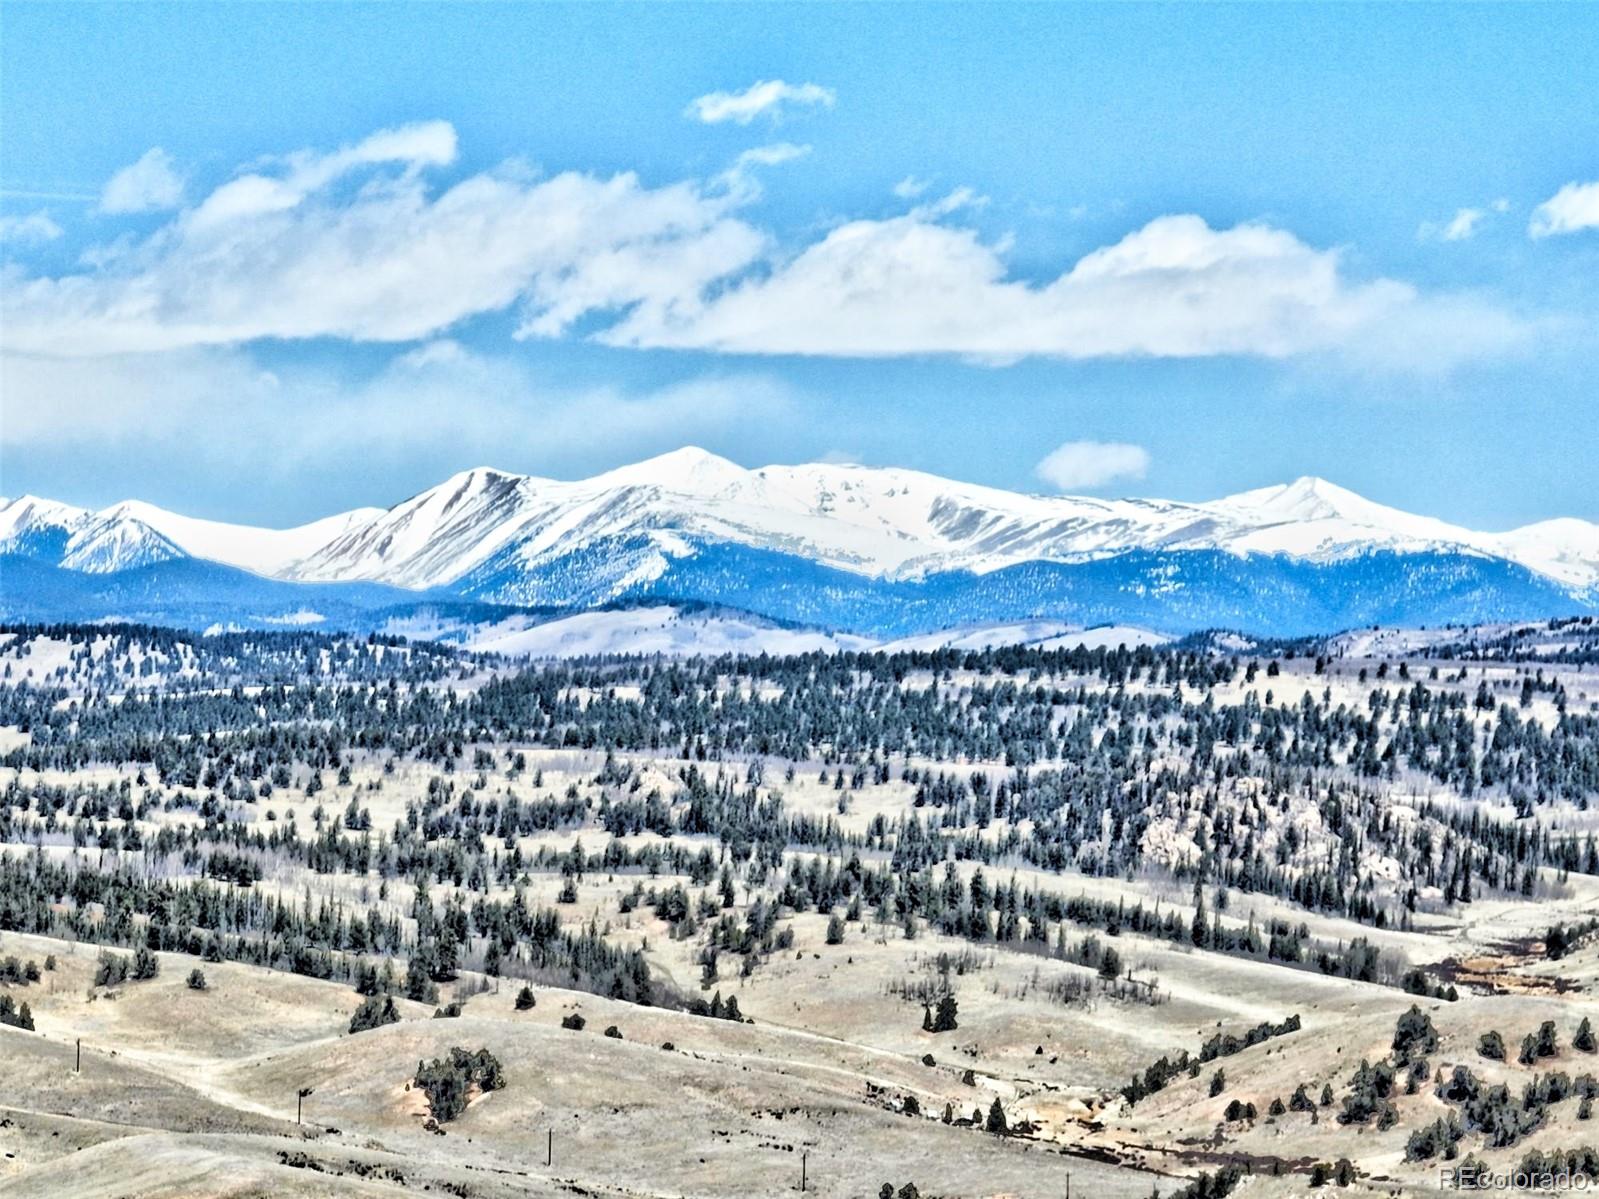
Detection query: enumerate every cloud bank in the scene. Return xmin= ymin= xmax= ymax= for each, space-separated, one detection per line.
xmin=1 ymin=121 xmax=1531 ymax=372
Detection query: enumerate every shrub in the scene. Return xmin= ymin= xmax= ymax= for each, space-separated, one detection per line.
xmin=561 ymin=1012 xmax=586 ymax=1030
xmin=413 ymin=1047 xmax=505 ymax=1123
xmin=514 ymin=984 xmax=536 ymax=1011
xmin=187 ymin=968 xmax=208 ymax=991
xmin=985 ymin=1098 xmax=1008 ymax=1135
xmin=1537 ymin=1020 xmax=1560 ymax=1058
xmin=1479 ymin=1030 xmax=1506 ymax=1060
xmin=1392 ymin=1006 xmax=1438 ymax=1063
xmin=93 ymin=952 xmax=130 ymax=988
xmin=0 ymin=994 xmax=34 ymax=1031
xmin=1338 ymin=1059 xmax=1396 ymax=1125
xmin=349 ymin=994 xmax=400 ymax=1034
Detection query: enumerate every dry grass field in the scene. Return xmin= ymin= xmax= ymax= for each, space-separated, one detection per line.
xmin=3 ymin=621 xmax=1598 ymax=1197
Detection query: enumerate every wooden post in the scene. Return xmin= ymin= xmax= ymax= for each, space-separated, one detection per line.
xmin=76 ymin=1038 xmax=81 ymax=1073
xmin=546 ymin=1128 xmax=552 ymax=1166
xmin=801 ymin=1150 xmax=807 ymax=1192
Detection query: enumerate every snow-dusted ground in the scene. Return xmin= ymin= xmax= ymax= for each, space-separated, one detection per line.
xmin=456 ymin=610 xmax=1169 ymax=659
xmin=462 ymin=606 xmax=874 ymax=658
xmin=874 ymin=621 xmax=1170 ymax=653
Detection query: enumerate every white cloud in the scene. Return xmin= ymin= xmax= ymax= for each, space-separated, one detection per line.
xmin=2 ymin=342 xmax=796 ymax=477
xmin=99 ymin=148 xmax=186 ymax=214
xmin=893 ymin=176 xmax=930 ymax=199
xmin=1035 ymin=441 xmax=1150 ymax=491
xmin=1530 ymin=180 xmax=1599 ymax=238
xmin=687 ymin=80 xmax=835 ymax=125
xmin=716 ymin=143 xmax=811 ymax=201
xmin=732 ymin=142 xmax=811 ymax=169
xmin=0 ymin=121 xmax=1529 ymax=371
xmin=603 ymin=211 xmax=1524 ymax=367
xmin=1441 ymin=208 xmax=1484 ymax=241
xmin=5 ymin=122 xmax=765 ymax=356
xmin=0 ymin=210 xmax=62 ymax=243
xmin=1420 ymin=200 xmax=1515 ymax=243
xmin=188 ymin=120 xmax=456 ymax=230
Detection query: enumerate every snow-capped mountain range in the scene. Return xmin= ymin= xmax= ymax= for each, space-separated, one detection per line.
xmin=4 ymin=447 xmax=1597 ymax=637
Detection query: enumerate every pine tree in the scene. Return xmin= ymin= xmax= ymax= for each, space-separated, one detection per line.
xmin=985 ymin=1098 xmax=1008 ymax=1134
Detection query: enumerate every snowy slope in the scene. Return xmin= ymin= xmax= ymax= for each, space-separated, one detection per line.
xmin=873 ymin=621 xmax=1172 ymax=653
xmin=0 ymin=495 xmax=381 ymax=576
xmin=463 ymin=605 xmax=874 ymax=658
xmin=10 ymin=450 xmax=1599 ymax=600
xmin=0 ymin=495 xmax=93 ymax=560
xmin=291 ymin=449 xmax=1599 ymax=594
xmin=100 ymin=500 xmax=385 ymax=576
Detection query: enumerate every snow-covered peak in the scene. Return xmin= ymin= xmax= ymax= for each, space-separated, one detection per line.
xmin=12 ymin=450 xmax=1599 ymax=595
xmin=1218 ymin=476 xmax=1373 ymax=523
xmin=590 ymin=446 xmax=751 ymax=496
xmin=59 ymin=511 xmax=185 ymax=573
xmin=1493 ymin=518 xmax=1599 ymax=589
xmin=0 ymin=494 xmax=91 ymax=541
xmin=99 ymin=499 xmax=386 ymax=577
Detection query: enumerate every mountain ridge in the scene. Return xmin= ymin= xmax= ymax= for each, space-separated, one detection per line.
xmin=4 ymin=448 xmax=1597 ymax=636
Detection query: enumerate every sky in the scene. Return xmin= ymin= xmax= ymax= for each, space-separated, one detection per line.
xmin=2 ymin=2 xmax=1597 ymax=529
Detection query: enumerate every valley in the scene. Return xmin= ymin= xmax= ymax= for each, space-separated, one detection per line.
xmin=2 ymin=619 xmax=1597 ymax=1196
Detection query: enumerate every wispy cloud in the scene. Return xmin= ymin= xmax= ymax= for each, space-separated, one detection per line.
xmin=1035 ymin=441 xmax=1150 ymax=491
xmin=99 ymin=148 xmax=187 ymax=214
xmin=0 ymin=210 xmax=63 ymax=243
xmin=1419 ymin=199 xmax=1510 ymax=243
xmin=686 ymin=80 xmax=835 ymax=125
xmin=1530 ymin=180 xmax=1599 ymax=238
xmin=0 ymin=122 xmax=1533 ymax=372
xmin=4 ymin=121 xmax=762 ymax=356
xmin=604 ymin=211 xmax=1528 ymax=369
xmin=2 ymin=341 xmax=798 ymax=481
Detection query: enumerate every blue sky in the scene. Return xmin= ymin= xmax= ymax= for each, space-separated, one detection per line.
xmin=2 ymin=2 xmax=1596 ymax=528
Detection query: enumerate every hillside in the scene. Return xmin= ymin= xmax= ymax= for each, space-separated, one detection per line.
xmin=2 ymin=619 xmax=1598 ymax=1195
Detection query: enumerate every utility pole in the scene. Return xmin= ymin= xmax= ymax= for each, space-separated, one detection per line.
xmin=297 ymin=1086 xmax=313 ymax=1124
xmin=76 ymin=1038 xmax=81 ymax=1073
xmin=801 ymin=1150 xmax=807 ymax=1192
xmin=546 ymin=1128 xmax=552 ymax=1166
